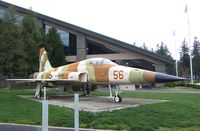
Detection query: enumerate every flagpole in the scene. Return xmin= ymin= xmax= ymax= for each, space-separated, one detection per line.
xmin=173 ymin=30 xmax=178 ymax=76
xmin=185 ymin=4 xmax=194 ymax=84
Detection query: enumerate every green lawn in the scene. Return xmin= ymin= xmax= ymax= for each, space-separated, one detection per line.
xmin=0 ymin=88 xmax=200 ymax=131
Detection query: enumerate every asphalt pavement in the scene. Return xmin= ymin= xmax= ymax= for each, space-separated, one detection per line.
xmin=0 ymin=123 xmax=109 ymax=131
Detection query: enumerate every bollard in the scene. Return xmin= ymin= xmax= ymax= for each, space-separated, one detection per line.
xmin=74 ymin=94 xmax=79 ymax=131
xmin=42 ymin=87 xmax=48 ymax=131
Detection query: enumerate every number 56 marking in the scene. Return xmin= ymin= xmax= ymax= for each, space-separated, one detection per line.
xmin=113 ymin=70 xmax=124 ymax=79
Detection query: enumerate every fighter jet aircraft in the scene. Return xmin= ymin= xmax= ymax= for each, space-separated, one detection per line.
xmin=8 ymin=47 xmax=185 ymax=102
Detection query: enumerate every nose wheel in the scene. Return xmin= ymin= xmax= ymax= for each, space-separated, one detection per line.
xmin=114 ymin=94 xmax=122 ymax=103
xmin=114 ymin=84 xmax=122 ymax=103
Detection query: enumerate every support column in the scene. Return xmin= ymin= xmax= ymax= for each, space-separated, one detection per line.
xmin=76 ymin=33 xmax=86 ymax=61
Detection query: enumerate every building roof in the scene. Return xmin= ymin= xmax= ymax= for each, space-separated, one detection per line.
xmin=0 ymin=0 xmax=175 ymax=65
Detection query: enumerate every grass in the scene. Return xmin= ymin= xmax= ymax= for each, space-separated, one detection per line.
xmin=0 ymin=88 xmax=200 ymax=130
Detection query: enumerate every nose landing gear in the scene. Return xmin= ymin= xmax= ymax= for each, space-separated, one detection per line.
xmin=114 ymin=84 xmax=122 ymax=103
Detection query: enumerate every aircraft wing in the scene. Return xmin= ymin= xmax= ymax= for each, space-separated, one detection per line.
xmin=6 ymin=79 xmax=83 ymax=83
xmin=7 ymin=72 xmax=88 ymax=83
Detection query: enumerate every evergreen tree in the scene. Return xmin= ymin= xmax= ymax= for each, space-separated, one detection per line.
xmin=155 ymin=41 xmax=172 ymax=59
xmin=192 ymin=37 xmax=200 ymax=79
xmin=155 ymin=41 xmax=174 ymax=74
xmin=0 ymin=7 xmax=25 ymax=78
xmin=141 ymin=43 xmax=148 ymax=50
xmin=151 ymin=48 xmax=154 ymax=52
xmin=45 ymin=27 xmax=66 ymax=67
xmin=21 ymin=10 xmax=43 ymax=75
xmin=179 ymin=39 xmax=190 ymax=77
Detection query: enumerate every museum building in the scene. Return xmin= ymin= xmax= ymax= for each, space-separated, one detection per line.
xmin=0 ymin=1 xmax=174 ymax=74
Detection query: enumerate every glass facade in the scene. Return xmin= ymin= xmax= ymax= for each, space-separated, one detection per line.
xmin=16 ymin=14 xmax=23 ymax=24
xmin=45 ymin=25 xmax=69 ymax=46
xmin=0 ymin=8 xmax=23 ymax=23
xmin=86 ymin=39 xmax=120 ymax=54
xmin=0 ymin=8 xmax=5 ymax=18
xmin=45 ymin=24 xmax=77 ymax=55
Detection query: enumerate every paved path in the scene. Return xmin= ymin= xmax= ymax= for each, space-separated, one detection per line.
xmin=0 ymin=123 xmax=109 ymax=131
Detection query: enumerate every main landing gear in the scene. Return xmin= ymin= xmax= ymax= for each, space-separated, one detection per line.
xmin=35 ymin=83 xmax=47 ymax=99
xmin=113 ymin=84 xmax=122 ymax=103
xmin=83 ymin=83 xmax=90 ymax=96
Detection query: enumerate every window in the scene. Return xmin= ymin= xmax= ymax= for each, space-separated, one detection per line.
xmin=86 ymin=39 xmax=120 ymax=54
xmin=0 ymin=8 xmax=23 ymax=24
xmin=0 ymin=9 xmax=5 ymax=18
xmin=45 ymin=25 xmax=69 ymax=46
xmin=57 ymin=29 xmax=69 ymax=46
xmin=45 ymin=24 xmax=77 ymax=55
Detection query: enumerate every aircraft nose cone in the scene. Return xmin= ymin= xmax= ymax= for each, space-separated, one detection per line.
xmin=155 ymin=73 xmax=185 ymax=83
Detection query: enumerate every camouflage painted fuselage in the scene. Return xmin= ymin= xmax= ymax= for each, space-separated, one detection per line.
xmin=33 ymin=57 xmax=183 ymax=84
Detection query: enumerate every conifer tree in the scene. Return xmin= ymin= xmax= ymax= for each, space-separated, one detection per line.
xmin=155 ymin=41 xmax=174 ymax=74
xmin=192 ymin=37 xmax=200 ymax=79
xmin=179 ymin=39 xmax=190 ymax=77
xmin=45 ymin=27 xmax=66 ymax=67
xmin=21 ymin=10 xmax=43 ymax=75
xmin=0 ymin=7 xmax=25 ymax=78
xmin=155 ymin=41 xmax=172 ymax=59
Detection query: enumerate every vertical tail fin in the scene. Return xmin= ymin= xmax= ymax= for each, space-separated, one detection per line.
xmin=39 ymin=47 xmax=53 ymax=72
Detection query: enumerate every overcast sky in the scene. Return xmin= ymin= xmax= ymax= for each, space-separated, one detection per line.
xmin=3 ymin=0 xmax=200 ymax=59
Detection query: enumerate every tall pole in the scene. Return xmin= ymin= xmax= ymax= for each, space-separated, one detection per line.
xmin=185 ymin=4 xmax=194 ymax=84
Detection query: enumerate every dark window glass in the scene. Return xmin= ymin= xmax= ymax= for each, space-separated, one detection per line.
xmin=87 ymin=39 xmax=120 ymax=54
xmin=0 ymin=9 xmax=5 ymax=18
xmin=64 ymin=33 xmax=77 ymax=55
xmin=15 ymin=14 xmax=23 ymax=24
xmin=45 ymin=25 xmax=69 ymax=47
xmin=0 ymin=8 xmax=23 ymax=24
xmin=57 ymin=29 xmax=69 ymax=46
xmin=45 ymin=24 xmax=77 ymax=56
xmin=45 ymin=24 xmax=51 ymax=34
xmin=122 ymin=59 xmax=154 ymax=71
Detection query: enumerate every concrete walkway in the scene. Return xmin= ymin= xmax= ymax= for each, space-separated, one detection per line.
xmin=20 ymin=95 xmax=168 ymax=113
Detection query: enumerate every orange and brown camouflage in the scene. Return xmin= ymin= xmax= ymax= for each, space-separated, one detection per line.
xmin=33 ymin=48 xmax=184 ymax=84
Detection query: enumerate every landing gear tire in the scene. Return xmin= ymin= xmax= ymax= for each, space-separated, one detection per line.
xmin=36 ymin=95 xmax=41 ymax=99
xmin=114 ymin=95 xmax=122 ymax=103
xmin=35 ymin=89 xmax=42 ymax=99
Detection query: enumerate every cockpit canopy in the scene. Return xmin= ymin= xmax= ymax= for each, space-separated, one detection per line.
xmin=87 ymin=58 xmax=117 ymax=65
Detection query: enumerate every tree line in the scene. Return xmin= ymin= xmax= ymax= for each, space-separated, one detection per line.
xmin=141 ymin=38 xmax=200 ymax=79
xmin=0 ymin=7 xmax=65 ymax=78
